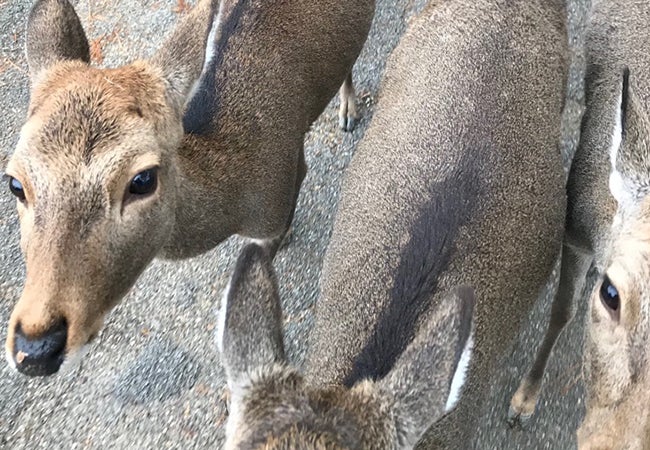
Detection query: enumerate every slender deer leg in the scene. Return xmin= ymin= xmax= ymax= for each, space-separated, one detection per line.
xmin=338 ymin=72 xmax=359 ymax=132
xmin=507 ymin=242 xmax=592 ymax=427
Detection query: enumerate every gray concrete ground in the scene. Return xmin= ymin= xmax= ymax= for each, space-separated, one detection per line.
xmin=0 ymin=0 xmax=590 ymax=448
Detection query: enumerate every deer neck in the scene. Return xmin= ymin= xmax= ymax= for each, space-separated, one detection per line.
xmin=160 ymin=132 xmax=244 ymax=259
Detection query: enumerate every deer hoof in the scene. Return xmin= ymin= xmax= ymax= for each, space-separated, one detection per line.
xmin=507 ymin=380 xmax=540 ymax=428
xmin=507 ymin=395 xmax=536 ymax=428
xmin=338 ymin=115 xmax=357 ymax=132
xmin=507 ymin=404 xmax=535 ymax=428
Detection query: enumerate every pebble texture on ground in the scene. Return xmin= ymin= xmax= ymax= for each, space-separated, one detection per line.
xmin=0 ymin=0 xmax=589 ymax=448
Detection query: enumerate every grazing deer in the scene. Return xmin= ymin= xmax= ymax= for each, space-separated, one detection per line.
xmin=3 ymin=0 xmax=375 ymax=377
xmin=509 ymin=2 xmax=650 ymax=448
xmin=293 ymin=0 xmax=568 ymax=447
xmin=218 ymin=243 xmax=475 ymax=449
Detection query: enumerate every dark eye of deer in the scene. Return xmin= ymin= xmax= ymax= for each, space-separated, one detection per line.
xmin=599 ymin=275 xmax=620 ymax=312
xmin=129 ymin=168 xmax=158 ymax=196
xmin=8 ymin=177 xmax=25 ymax=201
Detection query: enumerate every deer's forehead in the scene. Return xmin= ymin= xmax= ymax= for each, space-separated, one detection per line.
xmin=13 ymin=131 xmax=156 ymax=178
xmin=30 ymin=62 xmax=166 ymax=113
xmin=21 ymin=64 xmax=169 ymax=158
xmin=26 ymin=96 xmax=128 ymax=158
xmin=14 ymin=115 xmax=162 ymax=180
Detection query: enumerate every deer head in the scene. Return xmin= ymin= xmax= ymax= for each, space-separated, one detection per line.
xmin=218 ymin=243 xmax=475 ymax=449
xmin=4 ymin=0 xmax=223 ymax=376
xmin=578 ymin=68 xmax=650 ymax=449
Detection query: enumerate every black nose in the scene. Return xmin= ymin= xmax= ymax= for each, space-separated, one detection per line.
xmin=13 ymin=321 xmax=67 ymax=376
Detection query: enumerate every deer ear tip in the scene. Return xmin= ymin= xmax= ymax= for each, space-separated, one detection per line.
xmin=25 ymin=0 xmax=90 ymax=77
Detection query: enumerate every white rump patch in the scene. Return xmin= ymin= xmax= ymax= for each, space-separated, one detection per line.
xmin=215 ymin=279 xmax=231 ymax=354
xmin=445 ymin=331 xmax=474 ymax=413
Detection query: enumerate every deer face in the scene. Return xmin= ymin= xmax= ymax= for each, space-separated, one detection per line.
xmin=5 ymin=0 xmax=219 ymax=375
xmin=5 ymin=62 xmax=181 ymax=376
xmin=578 ymin=69 xmax=650 ymax=449
xmin=579 ymin=220 xmax=650 ymax=449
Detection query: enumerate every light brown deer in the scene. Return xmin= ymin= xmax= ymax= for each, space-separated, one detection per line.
xmin=3 ymin=0 xmax=374 ymax=377
xmin=218 ymin=243 xmax=475 ymax=449
xmin=509 ymin=2 xmax=650 ymax=448
xmin=220 ymin=0 xmax=569 ymax=447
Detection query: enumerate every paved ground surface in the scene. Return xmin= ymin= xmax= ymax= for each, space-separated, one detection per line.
xmin=0 ymin=0 xmax=590 ymax=448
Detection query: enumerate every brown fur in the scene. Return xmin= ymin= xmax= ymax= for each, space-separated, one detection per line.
xmin=301 ymin=0 xmax=569 ymax=448
xmin=219 ymin=244 xmax=474 ymax=449
xmin=508 ymin=1 xmax=650 ymax=447
xmin=5 ymin=0 xmax=374 ymax=374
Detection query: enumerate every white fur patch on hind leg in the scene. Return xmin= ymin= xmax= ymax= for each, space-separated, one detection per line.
xmin=445 ymin=331 xmax=474 ymax=413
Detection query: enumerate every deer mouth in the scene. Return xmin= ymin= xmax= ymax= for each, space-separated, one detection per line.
xmin=5 ymin=341 xmax=90 ymax=377
xmin=5 ymin=318 xmax=96 ymax=377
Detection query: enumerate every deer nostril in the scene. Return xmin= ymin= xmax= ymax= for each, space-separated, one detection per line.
xmin=13 ymin=320 xmax=67 ymax=376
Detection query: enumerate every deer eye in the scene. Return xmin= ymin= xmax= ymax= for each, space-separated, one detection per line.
xmin=600 ymin=275 xmax=620 ymax=315
xmin=8 ymin=177 xmax=26 ymax=202
xmin=128 ymin=168 xmax=158 ymax=196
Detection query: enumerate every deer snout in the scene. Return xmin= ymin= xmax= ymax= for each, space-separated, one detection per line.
xmin=10 ymin=320 xmax=67 ymax=376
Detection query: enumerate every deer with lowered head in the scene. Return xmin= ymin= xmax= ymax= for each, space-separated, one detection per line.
xmin=218 ymin=243 xmax=475 ymax=449
xmin=508 ymin=2 xmax=650 ymax=448
xmin=219 ymin=0 xmax=569 ymax=447
xmin=3 ymin=0 xmax=374 ymax=377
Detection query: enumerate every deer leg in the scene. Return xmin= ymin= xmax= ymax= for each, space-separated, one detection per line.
xmin=265 ymin=150 xmax=307 ymax=258
xmin=507 ymin=242 xmax=592 ymax=427
xmin=338 ymin=72 xmax=359 ymax=132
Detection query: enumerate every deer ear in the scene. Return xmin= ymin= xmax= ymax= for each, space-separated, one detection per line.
xmin=151 ymin=0 xmax=225 ymax=115
xmin=25 ymin=0 xmax=90 ymax=83
xmin=608 ymin=67 xmax=650 ymax=206
xmin=217 ymin=244 xmax=286 ymax=385
xmin=379 ymin=286 xmax=475 ymax=447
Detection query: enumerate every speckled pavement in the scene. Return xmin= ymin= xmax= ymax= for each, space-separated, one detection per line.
xmin=0 ymin=0 xmax=589 ymax=448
